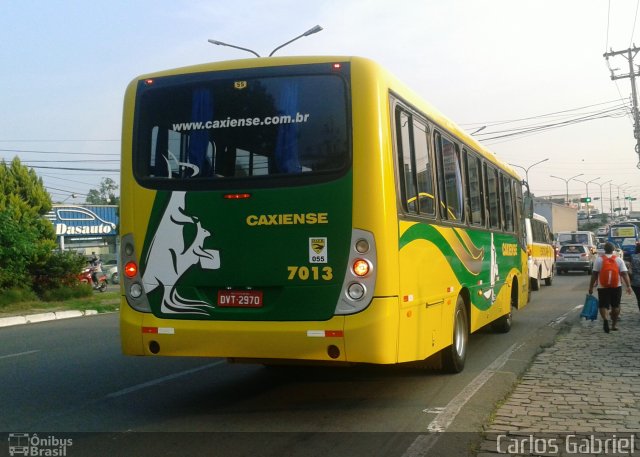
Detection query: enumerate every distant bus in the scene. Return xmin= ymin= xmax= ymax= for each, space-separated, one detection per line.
xmin=525 ymin=213 xmax=554 ymax=291
xmin=119 ymin=56 xmax=530 ymax=373
xmin=608 ymin=221 xmax=640 ymax=260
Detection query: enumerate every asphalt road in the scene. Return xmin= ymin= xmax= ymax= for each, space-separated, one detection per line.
xmin=0 ymin=273 xmax=590 ymax=457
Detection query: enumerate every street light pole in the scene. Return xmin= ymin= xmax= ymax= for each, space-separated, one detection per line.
xmin=621 ymin=185 xmax=632 ymax=216
xmin=616 ymin=182 xmax=628 ymax=217
xmin=574 ymin=177 xmax=600 ymax=220
xmin=208 ymin=25 xmax=323 ymax=58
xmin=550 ymin=173 xmax=584 ymax=205
xmin=508 ymin=158 xmax=549 ymax=196
xmin=609 ymin=182 xmax=614 ymax=218
xmin=595 ymin=179 xmax=612 ymax=219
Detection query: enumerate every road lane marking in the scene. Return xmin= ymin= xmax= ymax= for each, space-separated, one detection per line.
xmin=0 ymin=350 xmax=40 ymax=360
xmin=402 ymin=342 xmax=522 ymax=457
xmin=548 ymin=304 xmax=582 ymax=327
xmin=106 ymin=360 xmax=225 ymax=398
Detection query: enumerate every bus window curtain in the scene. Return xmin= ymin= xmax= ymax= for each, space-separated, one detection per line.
xmin=274 ymin=83 xmax=302 ymax=173
xmin=188 ymin=88 xmax=213 ymax=177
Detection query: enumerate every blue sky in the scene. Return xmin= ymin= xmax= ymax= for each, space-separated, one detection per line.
xmin=1 ymin=0 xmax=639 ymax=209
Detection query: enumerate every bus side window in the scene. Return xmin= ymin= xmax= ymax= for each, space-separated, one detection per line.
xmin=464 ymin=150 xmax=484 ymax=226
xmin=485 ymin=164 xmax=501 ymax=229
xmin=395 ymin=108 xmax=418 ymax=214
xmin=435 ymin=132 xmax=464 ymax=222
xmin=413 ymin=119 xmax=435 ymax=216
xmin=502 ymin=174 xmax=515 ymax=232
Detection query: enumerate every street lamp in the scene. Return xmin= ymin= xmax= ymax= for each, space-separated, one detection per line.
xmin=594 ymin=179 xmax=612 ymax=219
xmin=269 ymin=25 xmax=323 ymax=56
xmin=508 ymin=158 xmax=549 ymax=196
xmin=615 ymin=182 xmax=628 ymax=217
xmin=61 ymin=193 xmax=76 ymax=204
xmin=208 ymin=25 xmax=323 ymax=58
xmin=550 ymin=173 xmax=584 ymax=205
xmin=207 ymin=38 xmax=260 ymax=57
xmin=625 ymin=190 xmax=638 ymax=214
xmin=621 ymin=185 xmax=633 ymax=216
xmin=574 ymin=177 xmax=600 ymax=220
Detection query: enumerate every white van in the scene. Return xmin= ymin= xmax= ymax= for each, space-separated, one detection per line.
xmin=525 ymin=214 xmax=555 ymax=291
xmin=556 ymin=230 xmax=597 ymax=251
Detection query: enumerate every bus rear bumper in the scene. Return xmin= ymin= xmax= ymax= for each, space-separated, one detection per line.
xmin=120 ymin=297 xmax=400 ymax=364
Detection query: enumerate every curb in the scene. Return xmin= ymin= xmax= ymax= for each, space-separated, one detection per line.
xmin=0 ymin=310 xmax=100 ymax=328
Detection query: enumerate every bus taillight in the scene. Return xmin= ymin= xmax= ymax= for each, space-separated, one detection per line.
xmin=124 ymin=261 xmax=138 ymax=278
xmin=224 ymin=193 xmax=251 ymax=199
xmin=353 ymin=259 xmax=370 ymax=277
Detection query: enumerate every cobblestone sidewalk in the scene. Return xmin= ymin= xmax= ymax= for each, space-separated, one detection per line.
xmin=477 ymin=295 xmax=640 ymax=456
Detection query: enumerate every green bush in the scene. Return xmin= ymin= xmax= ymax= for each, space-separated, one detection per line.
xmin=31 ymin=250 xmax=88 ymax=298
xmin=0 ymin=288 xmax=38 ymax=308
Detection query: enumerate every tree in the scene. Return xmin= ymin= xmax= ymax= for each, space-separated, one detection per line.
xmin=0 ymin=158 xmax=56 ymax=290
xmin=86 ymin=178 xmax=119 ymax=205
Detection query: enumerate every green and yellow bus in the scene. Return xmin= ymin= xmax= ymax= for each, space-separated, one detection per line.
xmin=120 ymin=56 xmax=530 ymax=373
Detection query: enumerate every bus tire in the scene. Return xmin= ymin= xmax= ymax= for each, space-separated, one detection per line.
xmin=544 ymin=268 xmax=553 ymax=286
xmin=442 ymin=295 xmax=468 ymax=374
xmin=492 ymin=311 xmax=512 ymax=333
xmin=531 ymin=269 xmax=541 ymax=291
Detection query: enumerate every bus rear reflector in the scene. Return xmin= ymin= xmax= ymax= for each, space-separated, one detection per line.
xmin=306 ymin=330 xmax=344 ymax=338
xmin=142 ymin=327 xmax=175 ymax=335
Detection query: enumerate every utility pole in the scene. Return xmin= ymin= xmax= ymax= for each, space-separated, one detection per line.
xmin=604 ymin=46 xmax=640 ymax=169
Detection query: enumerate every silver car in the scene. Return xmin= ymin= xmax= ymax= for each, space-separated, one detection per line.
xmin=102 ymin=260 xmax=119 ymax=284
xmin=556 ymin=244 xmax=595 ymax=275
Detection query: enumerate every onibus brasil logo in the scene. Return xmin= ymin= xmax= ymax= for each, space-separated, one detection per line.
xmin=8 ymin=433 xmax=72 ymax=456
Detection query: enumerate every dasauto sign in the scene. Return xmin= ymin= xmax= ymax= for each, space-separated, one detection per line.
xmin=48 ymin=205 xmax=118 ymax=237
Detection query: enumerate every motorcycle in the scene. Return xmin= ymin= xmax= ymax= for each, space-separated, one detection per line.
xmin=78 ymin=267 xmax=108 ymax=292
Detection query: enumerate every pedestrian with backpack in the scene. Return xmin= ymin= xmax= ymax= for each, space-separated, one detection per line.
xmin=588 ymin=242 xmax=632 ymax=333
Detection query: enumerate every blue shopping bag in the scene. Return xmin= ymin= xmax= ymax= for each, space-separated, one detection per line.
xmin=580 ymin=294 xmax=599 ymax=321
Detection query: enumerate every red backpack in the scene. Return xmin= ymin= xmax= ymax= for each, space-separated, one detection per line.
xmin=598 ymin=255 xmax=619 ymax=288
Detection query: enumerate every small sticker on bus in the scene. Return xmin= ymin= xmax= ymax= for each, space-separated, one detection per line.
xmin=309 ymin=237 xmax=328 ymax=263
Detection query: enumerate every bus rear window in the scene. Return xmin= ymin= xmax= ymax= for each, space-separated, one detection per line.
xmin=133 ymin=70 xmax=350 ymax=188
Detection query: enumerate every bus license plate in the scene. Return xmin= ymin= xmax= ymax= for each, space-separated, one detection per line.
xmin=217 ymin=290 xmax=263 ymax=308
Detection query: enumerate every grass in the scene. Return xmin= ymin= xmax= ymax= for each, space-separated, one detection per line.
xmin=0 ymin=291 xmax=120 ymax=317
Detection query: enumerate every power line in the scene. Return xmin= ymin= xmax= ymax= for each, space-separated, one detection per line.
xmin=39 ymin=173 xmax=103 ymax=187
xmin=20 ymin=160 xmax=120 ymax=163
xmin=460 ymin=99 xmax=627 ymax=128
xmin=0 ymin=139 xmax=119 ymax=143
xmin=0 ymin=148 xmax=119 ymax=156
xmin=27 ymin=165 xmax=120 ymax=172
xmin=475 ymin=104 xmax=628 ymax=135
xmin=473 ymin=105 xmax=629 ymax=143
xmin=46 ymin=185 xmax=89 ymax=196
xmin=631 ymin=0 xmax=640 ymax=47
xmin=603 ymin=45 xmax=640 ymax=167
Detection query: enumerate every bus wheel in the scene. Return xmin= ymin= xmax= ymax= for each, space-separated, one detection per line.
xmin=442 ymin=296 xmax=468 ymax=373
xmin=531 ymin=269 xmax=541 ymax=291
xmin=544 ymin=268 xmax=553 ymax=286
xmin=492 ymin=311 xmax=512 ymax=333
